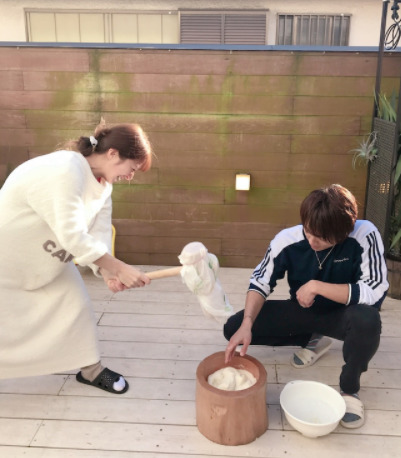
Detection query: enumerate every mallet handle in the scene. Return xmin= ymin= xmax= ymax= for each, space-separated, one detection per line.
xmin=146 ymin=266 xmax=182 ymax=280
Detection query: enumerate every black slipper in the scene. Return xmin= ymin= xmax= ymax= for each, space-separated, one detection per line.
xmin=76 ymin=367 xmax=129 ymax=394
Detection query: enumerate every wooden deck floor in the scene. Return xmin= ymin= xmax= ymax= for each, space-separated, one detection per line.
xmin=1 ymin=265 xmax=400 ymax=458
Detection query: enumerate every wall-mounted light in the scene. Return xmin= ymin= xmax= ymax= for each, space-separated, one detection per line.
xmin=235 ymin=173 xmax=251 ymax=191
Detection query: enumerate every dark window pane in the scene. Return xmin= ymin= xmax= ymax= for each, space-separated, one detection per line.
xmin=277 ymin=13 xmax=350 ymax=46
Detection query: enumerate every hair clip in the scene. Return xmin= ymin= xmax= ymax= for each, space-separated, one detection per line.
xmin=89 ymin=136 xmax=98 ymax=148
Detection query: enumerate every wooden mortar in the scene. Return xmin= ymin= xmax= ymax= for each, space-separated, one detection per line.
xmin=196 ymin=351 xmax=268 ymax=445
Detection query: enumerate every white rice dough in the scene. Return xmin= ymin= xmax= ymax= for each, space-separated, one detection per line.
xmin=208 ymin=367 xmax=256 ymax=391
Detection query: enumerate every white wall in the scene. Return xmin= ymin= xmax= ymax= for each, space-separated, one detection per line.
xmin=0 ymin=0 xmax=389 ymax=46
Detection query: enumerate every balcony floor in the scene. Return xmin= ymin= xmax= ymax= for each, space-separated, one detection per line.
xmin=1 ymin=265 xmax=400 ymax=457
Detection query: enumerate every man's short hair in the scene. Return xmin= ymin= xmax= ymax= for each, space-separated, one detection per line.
xmin=300 ymin=184 xmax=358 ymax=244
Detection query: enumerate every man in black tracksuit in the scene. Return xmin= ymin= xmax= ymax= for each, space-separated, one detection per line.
xmin=224 ymin=184 xmax=388 ymax=429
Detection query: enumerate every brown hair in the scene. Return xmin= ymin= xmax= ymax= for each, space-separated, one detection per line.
xmin=300 ymin=184 xmax=358 ymax=244
xmin=68 ymin=121 xmax=153 ymax=172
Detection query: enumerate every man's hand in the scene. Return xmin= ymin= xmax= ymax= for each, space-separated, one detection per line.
xmin=296 ymin=280 xmax=317 ymax=308
xmin=296 ymin=280 xmax=349 ymax=307
xmin=224 ymin=321 xmax=252 ymax=363
xmin=224 ymin=290 xmax=265 ymax=363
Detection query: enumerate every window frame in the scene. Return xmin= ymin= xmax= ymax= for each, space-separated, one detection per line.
xmin=276 ymin=13 xmax=351 ymax=46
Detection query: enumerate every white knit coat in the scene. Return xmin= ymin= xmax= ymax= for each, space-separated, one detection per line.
xmin=0 ymin=150 xmax=112 ymax=378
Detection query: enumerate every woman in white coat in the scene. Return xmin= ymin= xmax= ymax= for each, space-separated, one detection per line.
xmin=0 ymin=121 xmax=153 ymax=394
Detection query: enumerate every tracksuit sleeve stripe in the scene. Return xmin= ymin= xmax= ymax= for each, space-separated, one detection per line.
xmin=252 ymin=247 xmax=271 ymax=281
xmin=365 ymin=232 xmax=383 ymax=290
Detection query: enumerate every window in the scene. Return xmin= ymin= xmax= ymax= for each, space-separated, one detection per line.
xmin=180 ymin=10 xmax=267 ymax=45
xmin=277 ymin=14 xmax=350 ymax=46
xmin=25 ymin=10 xmax=179 ymax=43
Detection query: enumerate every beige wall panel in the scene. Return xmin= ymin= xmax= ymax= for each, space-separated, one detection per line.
xmin=112 ymin=14 xmax=138 ymax=43
xmin=28 ymin=13 xmax=56 ymax=42
xmin=138 ymin=14 xmax=162 ymax=43
xmin=80 ymin=14 xmax=105 ymax=43
xmin=162 ymin=14 xmax=179 ymax=43
xmin=55 ymin=13 xmax=80 ymax=42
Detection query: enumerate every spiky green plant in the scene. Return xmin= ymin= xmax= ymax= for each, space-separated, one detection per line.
xmin=351 ymin=131 xmax=378 ymax=169
xmin=375 ymin=90 xmax=397 ymax=122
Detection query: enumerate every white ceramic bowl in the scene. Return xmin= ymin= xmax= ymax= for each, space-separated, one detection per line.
xmin=280 ymin=380 xmax=346 ymax=438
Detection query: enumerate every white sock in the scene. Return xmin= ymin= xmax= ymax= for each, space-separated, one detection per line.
xmin=113 ymin=376 xmax=126 ymax=392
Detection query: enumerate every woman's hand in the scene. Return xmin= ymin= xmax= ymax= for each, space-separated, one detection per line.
xmin=95 ymin=254 xmax=151 ymax=290
xmin=100 ymin=268 xmax=127 ymax=293
xmin=116 ymin=264 xmax=151 ymax=289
